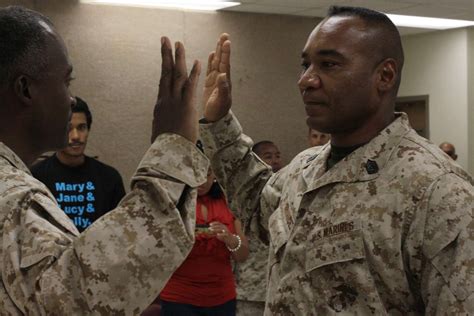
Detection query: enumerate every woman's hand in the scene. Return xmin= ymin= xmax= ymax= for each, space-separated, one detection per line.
xmin=209 ymin=221 xmax=238 ymax=248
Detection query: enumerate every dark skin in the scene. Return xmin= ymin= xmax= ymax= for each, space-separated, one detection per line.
xmin=152 ymin=38 xmax=201 ymax=144
xmin=439 ymin=142 xmax=457 ymax=160
xmin=0 ymin=30 xmax=75 ymax=166
xmin=202 ymin=19 xmax=402 ymax=148
xmin=298 ymin=16 xmax=400 ymax=147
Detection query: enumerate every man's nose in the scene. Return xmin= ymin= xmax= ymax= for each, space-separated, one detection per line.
xmin=69 ymin=128 xmax=79 ymax=140
xmin=298 ymin=67 xmax=322 ymax=92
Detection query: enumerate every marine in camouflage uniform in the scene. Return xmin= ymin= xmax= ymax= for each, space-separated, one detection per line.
xmin=0 ymin=136 xmax=208 ymax=315
xmin=201 ymin=111 xmax=474 ymax=315
xmin=199 ymin=8 xmax=474 ymax=316
xmin=0 ymin=6 xmax=205 ymax=315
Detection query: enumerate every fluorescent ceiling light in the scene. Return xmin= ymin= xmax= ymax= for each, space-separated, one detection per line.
xmin=80 ymin=0 xmax=240 ymax=11
xmin=387 ymin=14 xmax=474 ymax=30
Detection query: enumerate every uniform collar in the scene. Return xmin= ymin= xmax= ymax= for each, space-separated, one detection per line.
xmin=0 ymin=142 xmax=31 ymax=175
xmin=302 ymin=113 xmax=411 ymax=192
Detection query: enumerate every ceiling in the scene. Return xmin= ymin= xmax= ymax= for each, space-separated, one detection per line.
xmin=223 ymin=0 xmax=474 ymax=35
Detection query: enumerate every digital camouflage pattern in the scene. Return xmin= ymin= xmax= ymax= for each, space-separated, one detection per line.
xmin=236 ymin=299 xmax=265 ymax=316
xmin=200 ymin=111 xmax=474 ymax=315
xmin=0 ymin=133 xmax=209 ymax=315
xmin=234 ymin=204 xmax=269 ymax=305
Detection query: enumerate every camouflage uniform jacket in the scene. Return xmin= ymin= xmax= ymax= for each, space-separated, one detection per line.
xmin=0 ymin=134 xmax=209 ymax=315
xmin=234 ymin=212 xmax=269 ymax=302
xmin=200 ymin=112 xmax=474 ymax=315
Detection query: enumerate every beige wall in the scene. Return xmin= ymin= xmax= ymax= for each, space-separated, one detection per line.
xmin=468 ymin=28 xmax=474 ymax=175
xmin=2 ymin=1 xmax=318 ymax=186
xmin=399 ymin=28 xmax=470 ymax=171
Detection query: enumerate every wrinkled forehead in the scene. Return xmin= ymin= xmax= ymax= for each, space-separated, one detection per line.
xmin=303 ymin=16 xmax=374 ymax=54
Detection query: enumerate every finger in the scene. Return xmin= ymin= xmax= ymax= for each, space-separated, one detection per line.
xmin=219 ymin=33 xmax=230 ymax=48
xmin=206 ymin=52 xmax=214 ymax=76
xmin=220 ymin=40 xmax=231 ymax=83
xmin=210 ymin=34 xmax=229 ymax=73
xmin=173 ymin=41 xmax=188 ymax=97
xmin=211 ymin=38 xmax=223 ymax=71
xmin=183 ymin=60 xmax=201 ymax=103
xmin=209 ymin=222 xmax=220 ymax=230
xmin=158 ymin=37 xmax=173 ymax=99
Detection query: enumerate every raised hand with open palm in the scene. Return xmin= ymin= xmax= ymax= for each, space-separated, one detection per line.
xmin=202 ymin=33 xmax=232 ymax=122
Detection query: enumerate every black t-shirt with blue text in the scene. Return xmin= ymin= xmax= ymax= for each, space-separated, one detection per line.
xmin=31 ymin=154 xmax=126 ymax=232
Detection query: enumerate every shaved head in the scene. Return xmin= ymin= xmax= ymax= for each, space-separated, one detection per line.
xmin=327 ymin=6 xmax=404 ymax=95
xmin=0 ymin=6 xmax=56 ymax=90
xmin=439 ymin=142 xmax=457 ymax=160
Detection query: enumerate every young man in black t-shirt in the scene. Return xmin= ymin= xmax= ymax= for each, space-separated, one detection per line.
xmin=31 ymin=97 xmax=125 ymax=232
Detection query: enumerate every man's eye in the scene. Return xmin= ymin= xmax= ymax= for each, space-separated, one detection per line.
xmin=321 ymin=61 xmax=337 ymax=68
xmin=66 ymin=77 xmax=75 ymax=87
xmin=301 ymin=62 xmax=310 ymax=71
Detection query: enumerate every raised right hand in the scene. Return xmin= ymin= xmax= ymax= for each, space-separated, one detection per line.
xmin=202 ymin=33 xmax=232 ymax=122
xmin=151 ymin=37 xmax=201 ymax=143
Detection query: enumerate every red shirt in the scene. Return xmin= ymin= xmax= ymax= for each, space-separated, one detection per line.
xmin=160 ymin=194 xmax=236 ymax=307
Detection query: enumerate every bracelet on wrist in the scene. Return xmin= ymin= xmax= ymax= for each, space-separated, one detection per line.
xmin=226 ymin=234 xmax=241 ymax=252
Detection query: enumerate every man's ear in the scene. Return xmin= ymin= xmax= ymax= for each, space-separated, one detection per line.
xmin=376 ymin=59 xmax=398 ymax=93
xmin=13 ymin=75 xmax=34 ymax=106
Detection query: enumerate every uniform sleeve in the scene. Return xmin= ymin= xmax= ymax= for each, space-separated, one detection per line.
xmin=199 ymin=111 xmax=274 ymax=232
xmin=2 ymin=133 xmax=209 ymax=315
xmin=420 ymin=173 xmax=474 ymax=314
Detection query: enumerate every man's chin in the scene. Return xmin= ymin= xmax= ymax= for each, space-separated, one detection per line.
xmin=59 ymin=148 xmax=84 ymax=157
xmin=306 ymin=117 xmax=336 ymax=135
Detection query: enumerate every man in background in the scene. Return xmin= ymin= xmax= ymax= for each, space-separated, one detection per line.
xmin=31 ymin=97 xmax=126 ymax=231
xmin=252 ymin=140 xmax=283 ymax=172
xmin=308 ymin=127 xmax=330 ymax=147
xmin=439 ymin=141 xmax=458 ymax=160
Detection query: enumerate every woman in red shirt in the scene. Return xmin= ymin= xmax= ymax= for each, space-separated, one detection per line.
xmin=157 ymin=167 xmax=249 ymax=316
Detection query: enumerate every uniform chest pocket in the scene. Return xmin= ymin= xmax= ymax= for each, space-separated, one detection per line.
xmin=304 ymin=227 xmax=387 ymax=314
xmin=305 ymin=228 xmax=366 ymax=272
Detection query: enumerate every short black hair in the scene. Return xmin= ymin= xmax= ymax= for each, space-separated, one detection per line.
xmin=326 ymin=6 xmax=404 ymax=93
xmin=207 ymin=181 xmax=224 ymax=199
xmin=328 ymin=6 xmax=394 ymax=25
xmin=252 ymin=140 xmax=276 ymax=155
xmin=0 ymin=6 xmax=55 ymax=88
xmin=73 ymin=97 xmax=93 ymax=129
